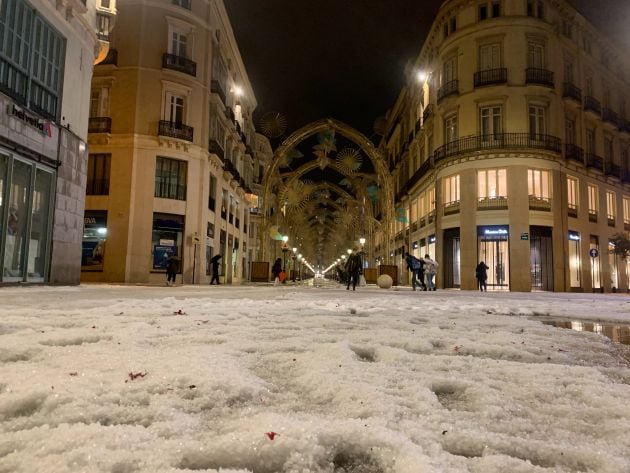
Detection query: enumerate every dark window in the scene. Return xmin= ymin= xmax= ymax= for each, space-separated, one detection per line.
xmin=171 ymin=0 xmax=191 ymax=9
xmin=479 ymin=5 xmax=488 ymax=20
xmin=449 ymin=17 xmax=457 ymax=33
xmin=155 ymin=156 xmax=187 ymax=200
xmin=151 ymin=213 xmax=184 ymax=271
xmin=86 ymin=154 xmax=110 ymax=195
xmin=208 ymin=174 xmax=216 ymax=211
xmin=443 ymin=23 xmax=448 ymax=39
xmin=491 ymin=1 xmax=500 ymax=17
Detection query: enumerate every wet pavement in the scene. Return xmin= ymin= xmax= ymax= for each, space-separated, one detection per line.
xmin=542 ymin=320 xmax=630 ymax=345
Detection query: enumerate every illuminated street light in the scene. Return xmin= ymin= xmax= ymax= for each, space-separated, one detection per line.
xmin=347 ymin=248 xmax=352 ymax=255
xmin=359 ymin=237 xmax=366 ymax=245
xmin=232 ymin=85 xmax=244 ymax=96
xmin=417 ymin=71 xmax=427 ymax=83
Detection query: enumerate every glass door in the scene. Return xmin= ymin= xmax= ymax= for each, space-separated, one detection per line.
xmin=479 ymin=235 xmax=510 ymax=290
xmin=27 ymin=169 xmax=54 ymax=281
xmin=4 ymin=159 xmax=32 ymax=282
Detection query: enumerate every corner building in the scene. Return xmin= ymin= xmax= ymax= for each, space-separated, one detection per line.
xmin=0 ymin=0 xmax=110 ymax=284
xmin=381 ymin=0 xmax=630 ymax=292
xmin=84 ymin=0 xmax=268 ymax=284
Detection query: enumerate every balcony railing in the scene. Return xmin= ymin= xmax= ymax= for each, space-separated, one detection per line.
xmin=606 ymin=163 xmax=621 ymax=178
xmin=422 ymin=104 xmax=433 ymax=123
xmin=618 ymin=119 xmax=630 ymax=134
xmin=225 ymin=106 xmax=235 ymax=122
xmin=568 ymin=204 xmax=578 ymax=218
xmin=162 ymin=53 xmax=196 ymax=77
xmin=86 ymin=178 xmax=109 ymax=196
xmin=478 ymin=197 xmax=508 ymax=210
xmin=474 ymin=68 xmax=507 ymax=87
xmin=427 ymin=210 xmax=436 ymax=224
xmin=526 ymin=68 xmax=554 ymax=87
xmin=433 ymin=133 xmax=561 ymax=162
xmin=444 ymin=201 xmax=460 ymax=215
xmin=586 ymin=153 xmax=604 ymax=172
xmin=602 ymin=108 xmax=619 ymax=125
xmin=589 ymin=211 xmax=598 ymax=223
xmin=88 ymin=116 xmax=112 ymax=133
xmin=562 ymin=82 xmax=582 ymax=103
xmin=565 ymin=144 xmax=584 ymax=164
xmin=622 ymin=170 xmax=630 ymax=184
xmin=529 ymin=196 xmax=552 ymax=211
xmin=158 ymin=120 xmax=194 ymax=142
xmin=584 ymin=96 xmax=602 ymax=115
xmin=437 ymin=80 xmax=459 ymax=102
xmin=210 ymin=80 xmax=226 ymax=104
xmin=607 ymin=217 xmax=616 ymax=227
xmin=209 ymin=139 xmax=225 ymax=161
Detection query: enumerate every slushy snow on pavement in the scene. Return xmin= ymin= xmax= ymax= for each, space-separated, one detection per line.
xmin=1 ymin=284 xmax=629 ymax=473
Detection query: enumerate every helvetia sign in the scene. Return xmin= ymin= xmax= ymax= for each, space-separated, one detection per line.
xmin=8 ymin=104 xmax=53 ymax=137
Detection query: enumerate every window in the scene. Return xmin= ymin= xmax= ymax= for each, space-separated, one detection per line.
xmin=172 ymin=0 xmax=191 ymax=9
xmin=479 ymin=4 xmax=488 ymax=20
xmin=527 ymin=0 xmax=544 ymax=19
xmin=585 ymin=76 xmax=594 ymax=96
xmin=0 ymin=0 xmax=65 ymax=120
xmin=478 ymin=169 xmax=507 ymax=199
xmin=96 ymin=13 xmax=110 ymax=40
xmin=170 ymin=31 xmax=188 ymax=58
xmin=155 ymin=157 xmax=187 ymax=200
xmin=82 ymin=210 xmax=108 ymax=272
xmin=208 ymin=174 xmax=217 ymax=211
xmin=480 ymin=106 xmax=502 ymax=138
xmin=221 ymin=189 xmax=228 ymax=219
xmin=527 ymin=42 xmax=545 ymax=69
xmin=444 ymin=174 xmax=460 ymax=204
xmin=604 ymin=137 xmax=614 ymax=164
xmin=529 ymin=106 xmax=546 ymax=137
xmin=562 ymin=20 xmax=572 ymax=39
xmin=586 ymin=128 xmax=595 ymax=154
xmin=151 ymin=213 xmax=184 ymax=271
xmin=491 ymin=1 xmax=501 ymax=17
xmin=564 ymin=58 xmax=574 ymax=84
xmin=583 ymin=36 xmax=592 ymax=55
xmin=606 ymin=191 xmax=616 ymax=224
xmin=528 ymin=169 xmax=551 ymax=199
xmin=588 ymin=184 xmax=598 ymax=219
xmin=444 ymin=114 xmax=458 ymax=143
xmin=90 ymin=87 xmax=109 ymax=118
xmin=565 ymin=118 xmax=576 ymax=144
xmin=442 ymin=56 xmax=457 ymax=85
xmin=87 ymin=154 xmax=110 ymax=195
xmin=479 ymin=43 xmax=501 ymax=70
xmin=568 ymin=231 xmax=581 ymax=288
xmin=449 ymin=17 xmax=457 ymax=34
xmin=479 ymin=1 xmax=500 ymax=20
xmin=165 ymin=92 xmax=185 ymax=124
xmin=567 ymin=177 xmax=578 ymax=215
xmin=623 ymin=197 xmax=630 ymax=226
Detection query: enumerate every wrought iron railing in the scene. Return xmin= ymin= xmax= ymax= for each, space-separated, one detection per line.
xmin=586 ymin=153 xmax=604 ymax=171
xmin=427 ymin=210 xmax=436 ymax=224
xmin=210 ymin=80 xmax=226 ymax=104
xmin=619 ymin=119 xmax=630 ymax=134
xmin=562 ymin=82 xmax=582 ymax=102
xmin=209 ymin=139 xmax=225 ymax=161
xmin=526 ymin=68 xmax=554 ymax=87
xmin=568 ymin=204 xmax=578 ymax=218
xmin=88 ymin=117 xmax=112 ymax=133
xmin=584 ymin=96 xmax=602 ymax=115
xmin=529 ymin=196 xmax=552 ymax=211
xmin=565 ymin=144 xmax=584 ymax=164
xmin=162 ymin=53 xmax=196 ymax=77
xmin=158 ymin=120 xmax=194 ymax=142
xmin=86 ymin=178 xmax=109 ymax=195
xmin=433 ymin=133 xmax=561 ymax=162
xmin=474 ymin=68 xmax=507 ymax=87
xmin=437 ymin=80 xmax=459 ymax=102
xmin=607 ymin=217 xmax=616 ymax=227
xmin=444 ymin=201 xmax=461 ymax=215
xmin=422 ymin=104 xmax=433 ymax=123
xmin=225 ymin=106 xmax=235 ymax=122
xmin=155 ymin=182 xmax=186 ymax=201
xmin=622 ymin=170 xmax=630 ymax=183
xmin=606 ymin=163 xmax=621 ymax=178
xmin=602 ymin=108 xmax=619 ymax=125
xmin=588 ymin=211 xmax=598 ymax=223
xmin=477 ymin=197 xmax=508 ymax=210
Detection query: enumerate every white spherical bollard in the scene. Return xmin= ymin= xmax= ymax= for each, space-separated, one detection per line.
xmin=377 ymin=274 xmax=393 ymax=289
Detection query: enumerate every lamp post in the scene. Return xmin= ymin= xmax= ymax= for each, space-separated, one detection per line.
xmin=292 ymin=247 xmax=297 ymax=281
xmin=281 ymin=235 xmax=289 ymax=272
xmin=359 ymin=237 xmax=366 ymax=273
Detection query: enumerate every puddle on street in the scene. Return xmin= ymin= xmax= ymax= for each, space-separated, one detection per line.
xmin=542 ymin=320 xmax=630 ymax=345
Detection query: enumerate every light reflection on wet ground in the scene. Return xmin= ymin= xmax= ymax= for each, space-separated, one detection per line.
xmin=542 ymin=320 xmax=630 ymax=345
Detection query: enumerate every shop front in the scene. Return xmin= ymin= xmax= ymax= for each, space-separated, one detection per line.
xmin=477 ymin=225 xmax=510 ymax=290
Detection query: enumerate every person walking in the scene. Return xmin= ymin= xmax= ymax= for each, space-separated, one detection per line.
xmin=405 ymin=252 xmax=425 ymax=291
xmin=345 ymin=250 xmax=361 ymax=291
xmin=475 ymin=261 xmax=490 ymax=292
xmin=272 ymin=258 xmax=283 ymax=286
xmin=166 ymin=255 xmax=179 ymax=286
xmin=424 ymin=254 xmax=438 ymax=291
xmin=210 ymin=254 xmax=222 ymax=285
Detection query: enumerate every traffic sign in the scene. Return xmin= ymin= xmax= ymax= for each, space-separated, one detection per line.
xmin=589 ymin=248 xmax=599 ymax=258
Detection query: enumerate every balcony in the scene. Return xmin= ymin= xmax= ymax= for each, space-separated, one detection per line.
xmin=225 ymin=106 xmax=235 ymax=122
xmin=210 ymin=80 xmax=226 ymax=104
xmin=568 ymin=204 xmax=578 ymax=218
xmin=433 ymin=133 xmax=561 ymax=162
xmin=625 ymin=221 xmax=630 ymax=231
xmin=88 ymin=116 xmax=111 ymax=133
xmin=474 ymin=68 xmax=508 ymax=87
xmin=618 ymin=119 xmax=630 ymax=134
xmin=529 ymin=196 xmax=552 ymax=211
xmin=437 ymin=80 xmax=459 ymax=102
xmin=607 ymin=217 xmax=616 ymax=228
xmin=562 ymin=82 xmax=582 ymax=103
xmin=208 ymin=139 xmax=225 ymax=161
xmin=478 ymin=197 xmax=508 ymax=211
xmin=602 ymin=108 xmax=619 ymax=125
xmin=525 ymin=68 xmax=554 ymax=87
xmin=622 ymin=170 xmax=630 ymax=184
xmin=422 ymin=104 xmax=433 ymax=123
xmin=427 ymin=210 xmax=436 ymax=224
xmin=584 ymin=96 xmax=602 ymax=115
xmin=444 ymin=201 xmax=460 ymax=215
xmin=588 ymin=211 xmax=598 ymax=223
xmin=586 ymin=153 xmax=604 ymax=172
xmin=162 ymin=53 xmax=196 ymax=77
xmin=565 ymin=144 xmax=584 ymax=164
xmin=158 ymin=120 xmax=193 ymax=142
xmin=605 ymin=163 xmax=621 ymax=178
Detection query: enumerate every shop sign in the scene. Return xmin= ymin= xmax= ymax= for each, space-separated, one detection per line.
xmin=479 ymin=226 xmax=509 ymax=236
xmin=520 ymin=233 xmax=529 ymax=241
xmin=7 ymin=104 xmax=52 ymax=137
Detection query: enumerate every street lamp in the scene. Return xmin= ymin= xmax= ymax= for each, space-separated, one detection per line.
xmin=291 ymin=247 xmax=297 ymax=282
xmin=281 ymin=235 xmax=289 ymax=272
xmin=359 ymin=237 xmax=366 ymax=271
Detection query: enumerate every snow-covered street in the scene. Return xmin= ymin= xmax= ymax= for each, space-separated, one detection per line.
xmin=1 ymin=284 xmax=629 ymax=473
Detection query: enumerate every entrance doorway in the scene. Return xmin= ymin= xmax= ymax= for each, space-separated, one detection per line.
xmin=530 ymin=226 xmax=553 ymax=291
xmin=478 ymin=226 xmax=509 ymax=290
xmin=443 ymin=228 xmax=460 ymax=288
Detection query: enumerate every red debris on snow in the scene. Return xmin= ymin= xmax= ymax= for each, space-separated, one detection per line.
xmin=127 ymin=371 xmax=148 ymax=381
xmin=173 ymin=309 xmax=186 ymax=315
xmin=265 ymin=432 xmax=278 ymax=440
xmin=69 ymin=372 xmax=78 ymax=376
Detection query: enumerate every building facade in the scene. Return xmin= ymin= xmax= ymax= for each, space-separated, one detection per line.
xmin=0 ymin=0 xmax=110 ymax=284
xmin=379 ymin=0 xmax=630 ymax=292
xmin=84 ymin=0 xmax=266 ymax=284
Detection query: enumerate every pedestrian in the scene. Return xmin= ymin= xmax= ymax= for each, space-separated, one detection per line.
xmin=475 ymin=261 xmax=490 ymax=292
xmin=424 ymin=254 xmax=438 ymax=291
xmin=405 ymin=252 xmax=426 ymax=291
xmin=210 ymin=254 xmax=222 ymax=285
xmin=345 ymin=250 xmax=361 ymax=291
xmin=166 ymin=255 xmax=179 ymax=286
xmin=272 ymin=258 xmax=282 ymax=286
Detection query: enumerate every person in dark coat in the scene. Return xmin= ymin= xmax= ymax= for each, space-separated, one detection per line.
xmin=272 ymin=258 xmax=282 ymax=286
xmin=345 ymin=251 xmax=361 ymax=291
xmin=405 ymin=252 xmax=426 ymax=291
xmin=166 ymin=255 xmax=179 ymax=286
xmin=475 ymin=261 xmax=490 ymax=292
xmin=210 ymin=254 xmax=222 ymax=285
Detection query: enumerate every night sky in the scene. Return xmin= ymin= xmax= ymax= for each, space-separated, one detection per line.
xmin=225 ymin=0 xmax=630 ymax=139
